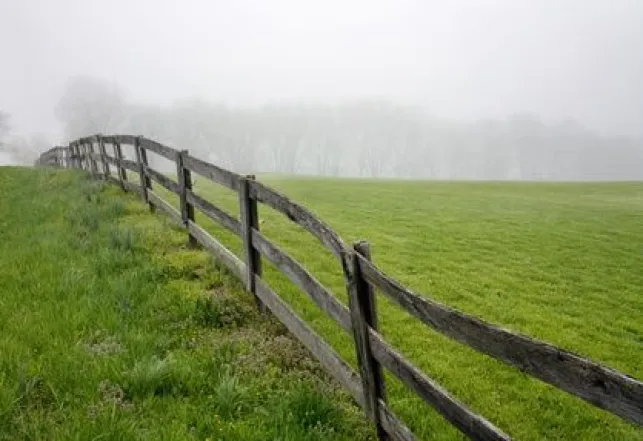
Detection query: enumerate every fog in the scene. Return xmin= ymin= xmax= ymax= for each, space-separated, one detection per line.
xmin=1 ymin=0 xmax=642 ymax=178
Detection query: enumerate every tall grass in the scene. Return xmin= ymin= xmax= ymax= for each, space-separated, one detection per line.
xmin=0 ymin=167 xmax=373 ymax=441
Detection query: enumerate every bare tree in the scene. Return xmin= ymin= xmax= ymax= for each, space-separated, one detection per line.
xmin=55 ymin=75 xmax=126 ymax=141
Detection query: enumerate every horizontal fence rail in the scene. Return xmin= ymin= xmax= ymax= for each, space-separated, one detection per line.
xmin=36 ymin=136 xmax=643 ymax=440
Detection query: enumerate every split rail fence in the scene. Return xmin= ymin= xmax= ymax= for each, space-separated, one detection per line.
xmin=37 ymin=135 xmax=642 ymax=440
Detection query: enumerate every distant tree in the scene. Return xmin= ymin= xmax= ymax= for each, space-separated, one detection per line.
xmin=0 ymin=111 xmax=10 ymax=146
xmin=55 ymin=75 xmax=126 ymax=141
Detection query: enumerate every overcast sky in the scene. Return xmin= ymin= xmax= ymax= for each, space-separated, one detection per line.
xmin=1 ymin=0 xmax=642 ymax=141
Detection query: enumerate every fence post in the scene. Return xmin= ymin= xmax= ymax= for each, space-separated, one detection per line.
xmin=134 ymin=136 xmax=151 ymax=208
xmin=88 ymin=140 xmax=99 ymax=177
xmin=85 ymin=142 xmax=93 ymax=173
xmin=141 ymin=142 xmax=154 ymax=212
xmin=349 ymin=241 xmax=387 ymax=440
xmin=176 ymin=150 xmax=197 ymax=246
xmin=80 ymin=142 xmax=87 ymax=171
xmin=239 ymin=175 xmax=265 ymax=313
xmin=70 ymin=143 xmax=78 ymax=169
xmin=113 ymin=142 xmax=127 ymax=190
xmin=97 ymin=135 xmax=109 ymax=179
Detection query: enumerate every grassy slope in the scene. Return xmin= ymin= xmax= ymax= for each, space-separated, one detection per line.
xmin=169 ymin=174 xmax=642 ymax=441
xmin=0 ymin=167 xmax=373 ymax=441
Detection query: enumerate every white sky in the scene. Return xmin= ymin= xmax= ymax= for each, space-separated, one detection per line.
xmin=1 ymin=0 xmax=642 ymax=141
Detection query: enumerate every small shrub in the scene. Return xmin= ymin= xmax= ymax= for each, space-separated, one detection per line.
xmin=278 ymin=385 xmax=340 ymax=432
xmin=104 ymin=199 xmax=126 ymax=219
xmin=67 ymin=205 xmax=101 ymax=233
xmin=122 ymin=356 xmax=189 ymax=398
xmin=211 ymin=368 xmax=248 ymax=419
xmin=108 ymin=228 xmax=136 ymax=252
xmin=15 ymin=375 xmax=58 ymax=411
xmin=194 ymin=294 xmax=253 ymax=329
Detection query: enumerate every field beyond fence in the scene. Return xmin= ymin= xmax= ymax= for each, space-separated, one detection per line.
xmin=37 ymin=136 xmax=643 ymax=440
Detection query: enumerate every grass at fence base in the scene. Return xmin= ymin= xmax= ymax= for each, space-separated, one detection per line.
xmin=0 ymin=167 xmax=374 ymax=441
xmin=163 ymin=174 xmax=642 ymax=441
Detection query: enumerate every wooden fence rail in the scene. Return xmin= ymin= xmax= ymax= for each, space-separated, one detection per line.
xmin=36 ymin=137 xmax=643 ymax=440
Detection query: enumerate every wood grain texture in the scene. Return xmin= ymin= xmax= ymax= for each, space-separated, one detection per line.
xmin=187 ymin=220 xmax=245 ymax=280
xmin=186 ymin=190 xmax=241 ymax=235
xmin=248 ymin=180 xmax=349 ymax=271
xmin=349 ymin=242 xmax=387 ymax=439
xmin=239 ymin=177 xmax=263 ymax=310
xmin=357 ymin=254 xmax=643 ymax=426
xmin=139 ymin=137 xmax=179 ymax=161
xmin=147 ymin=191 xmax=183 ymax=226
xmin=369 ymin=329 xmax=511 ymax=441
xmin=133 ymin=137 xmax=149 ymax=203
xmin=251 ymin=229 xmax=352 ymax=333
xmin=144 ymin=165 xmax=180 ymax=194
xmin=183 ymin=154 xmax=241 ymax=191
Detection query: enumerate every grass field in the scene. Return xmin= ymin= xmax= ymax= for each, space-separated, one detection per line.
xmin=163 ymin=172 xmax=642 ymax=441
xmin=0 ymin=168 xmax=373 ymax=441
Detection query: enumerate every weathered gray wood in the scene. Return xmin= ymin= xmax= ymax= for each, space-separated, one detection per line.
xmin=113 ymin=142 xmax=127 ymax=189
xmin=101 ymin=134 xmax=136 ymax=146
xmin=182 ymin=154 xmax=241 ymax=191
xmin=133 ymin=137 xmax=149 ymax=204
xmin=251 ymin=229 xmax=352 ymax=333
xmin=368 ymin=330 xmax=511 ymax=441
xmin=118 ymin=158 xmax=139 ymax=174
xmin=98 ymin=136 xmax=110 ymax=179
xmin=239 ymin=177 xmax=264 ymax=311
xmin=176 ymin=150 xmax=188 ymax=223
xmin=176 ymin=150 xmax=197 ymax=247
xmin=349 ymin=241 xmax=387 ymax=439
xmin=148 ymin=191 xmax=182 ymax=225
xmin=378 ymin=402 xmax=418 ymax=441
xmin=186 ymin=190 xmax=241 ymax=235
xmin=184 ymin=159 xmax=196 ymax=248
xmin=356 ymin=254 xmax=643 ymax=426
xmin=139 ymin=137 xmax=178 ymax=161
xmin=248 ymin=180 xmax=349 ymax=271
xmin=144 ymin=165 xmax=180 ymax=194
xmin=187 ymin=221 xmax=245 ymax=279
xmin=104 ymin=155 xmax=117 ymax=166
xmin=139 ymin=146 xmax=154 ymax=212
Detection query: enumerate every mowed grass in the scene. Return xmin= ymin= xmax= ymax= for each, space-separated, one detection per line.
xmin=145 ymin=170 xmax=643 ymax=441
xmin=0 ymin=167 xmax=374 ymax=441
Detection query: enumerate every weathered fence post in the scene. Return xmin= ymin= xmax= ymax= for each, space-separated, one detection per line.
xmin=69 ymin=143 xmax=77 ymax=169
xmin=134 ymin=136 xmax=152 ymax=209
xmin=81 ymin=142 xmax=88 ymax=171
xmin=140 ymin=142 xmax=154 ymax=212
xmin=239 ymin=175 xmax=265 ymax=313
xmin=176 ymin=150 xmax=197 ymax=247
xmin=113 ymin=142 xmax=127 ymax=191
xmin=349 ymin=241 xmax=387 ymax=440
xmin=97 ymin=135 xmax=110 ymax=179
xmin=88 ymin=139 xmax=99 ymax=178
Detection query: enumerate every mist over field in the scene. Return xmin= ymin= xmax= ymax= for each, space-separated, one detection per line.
xmin=1 ymin=0 xmax=642 ymax=179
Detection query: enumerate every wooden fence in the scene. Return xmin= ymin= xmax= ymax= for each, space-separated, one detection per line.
xmin=37 ymin=135 xmax=642 ymax=440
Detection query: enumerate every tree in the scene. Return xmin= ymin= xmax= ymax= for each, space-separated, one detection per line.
xmin=0 ymin=111 xmax=10 ymax=146
xmin=55 ymin=76 xmax=126 ymax=141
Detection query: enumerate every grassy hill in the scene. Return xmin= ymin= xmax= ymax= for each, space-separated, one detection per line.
xmin=161 ymin=174 xmax=642 ymax=441
xmin=2 ymin=165 xmax=641 ymax=440
xmin=0 ymin=167 xmax=372 ymax=441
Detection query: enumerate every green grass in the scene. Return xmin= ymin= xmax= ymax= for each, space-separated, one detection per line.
xmin=0 ymin=167 xmax=373 ymax=441
xmin=155 ymin=172 xmax=642 ymax=441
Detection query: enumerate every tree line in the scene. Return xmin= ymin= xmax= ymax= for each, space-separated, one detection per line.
xmin=53 ymin=76 xmax=643 ymax=180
